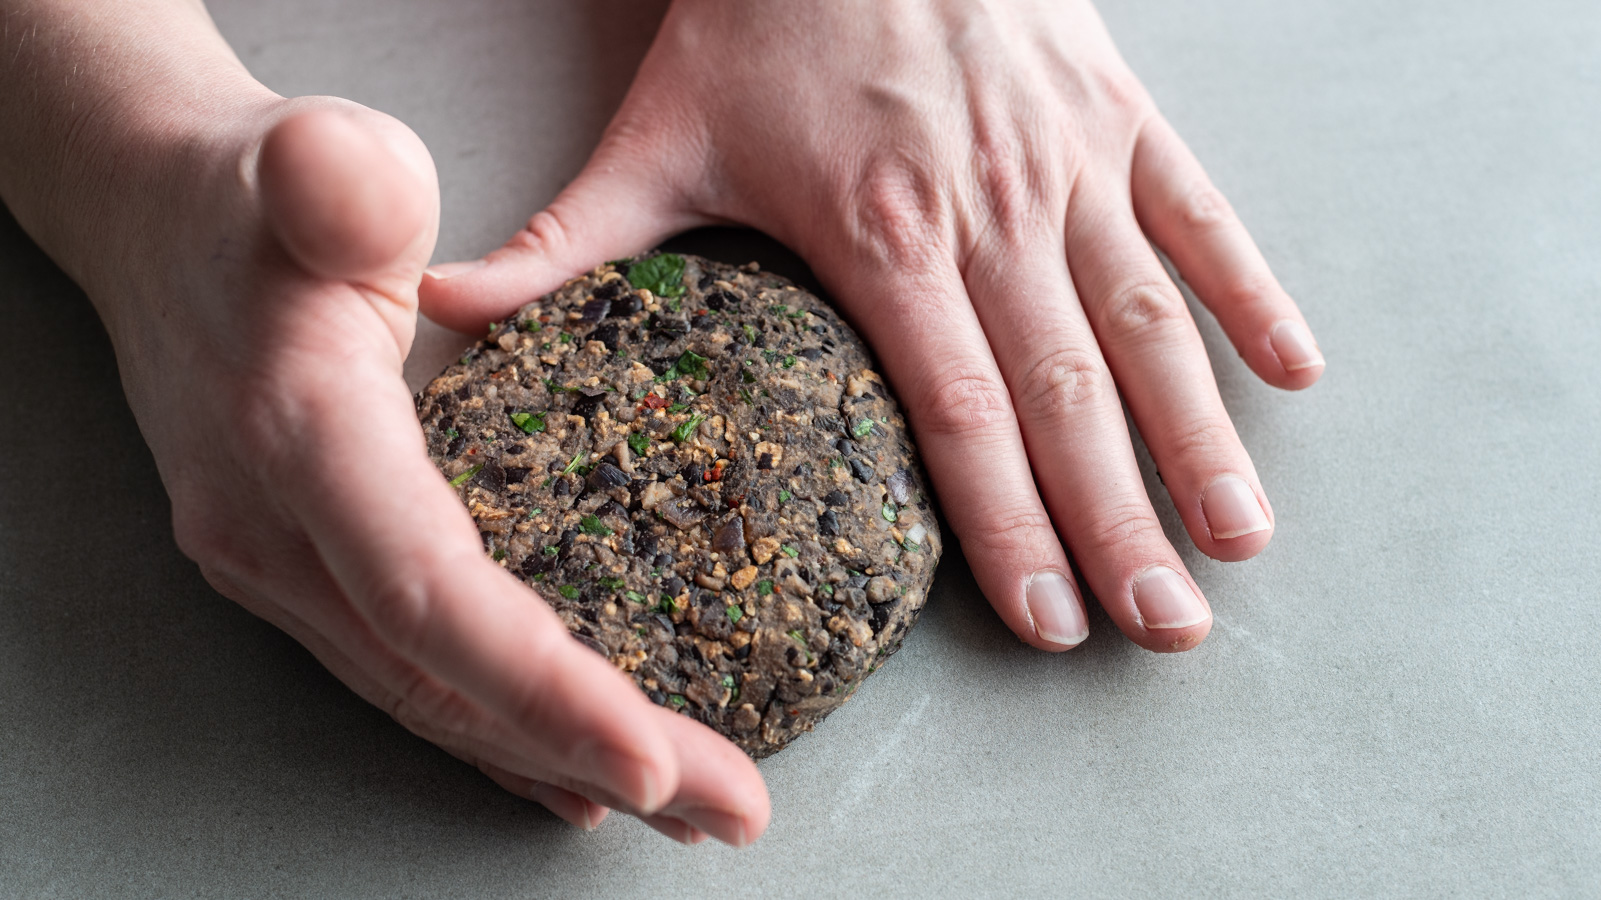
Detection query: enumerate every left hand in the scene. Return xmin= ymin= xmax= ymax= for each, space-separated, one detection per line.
xmin=420 ymin=0 xmax=1324 ymax=654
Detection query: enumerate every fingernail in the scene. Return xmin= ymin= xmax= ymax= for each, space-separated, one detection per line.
xmin=424 ymin=259 xmax=486 ymax=280
xmin=587 ymin=746 xmax=663 ymax=813
xmin=1270 ymin=319 xmax=1324 ymax=371
xmin=1133 ymin=567 xmax=1209 ymax=630
xmin=1026 ymin=570 xmax=1088 ymax=647
xmin=678 ymin=806 xmax=750 ymax=848
xmin=1201 ymin=475 xmax=1271 ymax=540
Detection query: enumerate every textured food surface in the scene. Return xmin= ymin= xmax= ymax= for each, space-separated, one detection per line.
xmin=415 ymin=254 xmax=941 ymax=757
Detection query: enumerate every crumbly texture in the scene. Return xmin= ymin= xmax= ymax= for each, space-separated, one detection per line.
xmin=415 ymin=253 xmax=941 ymax=757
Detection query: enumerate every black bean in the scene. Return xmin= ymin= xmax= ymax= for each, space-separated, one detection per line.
xmin=574 ymin=634 xmax=609 ymax=657
xmin=799 ymin=348 xmax=823 ymax=361
xmin=817 ymin=510 xmax=840 ymax=536
xmin=596 ymin=499 xmax=628 ymax=519
xmin=705 ymin=289 xmax=737 ymax=310
xmin=664 ymin=576 xmax=685 ymax=595
xmin=591 ymin=322 xmax=620 ymax=351
xmin=653 ymin=614 xmax=677 ymax=633
xmin=734 ymin=644 xmax=752 ymax=660
xmin=887 ymin=467 xmax=914 ymax=505
xmin=712 ymin=516 xmax=746 ymax=556
xmin=681 ymin=461 xmax=704 ymax=484
xmin=846 ymin=574 xmax=868 ymax=590
xmin=654 ymin=553 xmax=675 ymax=569
xmin=588 ymin=461 xmax=630 ymax=490
xmin=559 ymin=529 xmax=578 ymax=554
xmin=520 ymin=553 xmax=555 ymax=578
xmin=504 ymin=443 xmax=525 ymax=455
xmin=648 ymin=689 xmax=667 ymax=706
xmin=581 ymin=297 xmax=611 ymax=322
xmin=553 ymin=477 xmax=571 ymax=497
xmin=793 ymin=463 xmax=813 ymax=478
xmin=849 ymin=458 xmax=875 ymax=483
xmin=593 ymin=281 xmax=624 ymax=302
xmin=609 ymin=293 xmax=642 ymax=317
xmin=446 ymin=435 xmax=465 ymax=457
xmin=698 ymin=271 xmax=718 ymax=290
xmin=454 ymin=384 xmax=471 ymax=400
xmin=474 ymin=463 xmax=507 ymax=492
xmin=572 ymin=389 xmax=607 ymax=419
xmin=823 ymin=490 xmax=849 ymax=507
xmin=757 ymin=453 xmax=774 ymax=470
xmin=504 ymin=466 xmax=530 ymax=485
xmin=833 ymin=438 xmax=855 ymax=454
xmin=691 ymin=315 xmax=714 ymax=330
xmin=635 ymin=534 xmax=659 ymax=560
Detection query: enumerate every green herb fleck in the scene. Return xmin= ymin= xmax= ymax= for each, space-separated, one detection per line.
xmin=597 ymin=576 xmax=625 ymax=590
xmin=449 ymin=464 xmax=482 ymax=487
xmin=882 ymin=503 xmax=898 ymax=523
xmin=627 ymin=432 xmax=650 ymax=456
xmin=625 ymin=253 xmax=687 ymax=298
xmin=656 ymin=349 xmax=709 ymax=382
xmin=509 ymin=411 xmax=547 ymax=434
xmin=902 ymin=539 xmax=922 ymax=553
xmin=778 ymin=490 xmax=792 ymax=503
xmin=739 ymin=388 xmax=755 ymax=404
xmin=742 ymin=324 xmax=758 ymax=343
xmin=539 ymin=476 xmax=552 ymax=489
xmin=768 ymin=304 xmax=789 ymax=316
xmin=559 ymin=333 xmax=572 ymax=344
xmin=667 ymin=298 xmax=682 ymax=313
xmin=786 ymin=629 xmax=814 ymax=663
xmin=781 ymin=545 xmax=799 ymax=558
xmin=491 ymin=548 xmax=505 ymax=562
xmin=579 ymin=514 xmax=613 ymax=537
xmin=668 ymin=694 xmax=687 ymax=708
xmin=781 ymin=355 xmax=797 ymax=369
xmin=658 ymin=594 xmax=678 ymax=614
xmin=543 ymin=545 xmax=560 ymax=556
xmin=670 ymin=413 xmax=706 ymax=443
xmin=725 ymin=605 xmax=744 ymax=624
xmin=541 ymin=342 xmax=551 ymax=350
xmin=560 ymin=452 xmax=585 ymax=476
xmin=558 ymin=585 xmax=580 ymax=600
xmin=756 ymin=580 xmax=774 ymax=596
xmin=625 ymin=590 xmax=647 ymax=604
xmin=445 ymin=428 xmax=460 ymax=439
xmin=666 ymin=402 xmax=689 ymax=414
xmin=853 ymin=419 xmax=874 ymax=438
xmin=722 ymin=673 xmax=740 ymax=702
xmin=819 ymin=583 xmax=835 ymax=597
xmin=529 ymin=507 xmax=543 ymax=517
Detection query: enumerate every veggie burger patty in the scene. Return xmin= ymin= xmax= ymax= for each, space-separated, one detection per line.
xmin=416 ymin=253 xmax=941 ymax=757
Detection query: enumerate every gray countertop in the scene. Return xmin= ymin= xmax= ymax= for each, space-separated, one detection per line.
xmin=3 ymin=1 xmax=1598 ymax=896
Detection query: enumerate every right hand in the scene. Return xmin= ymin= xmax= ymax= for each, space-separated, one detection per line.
xmin=68 ymin=95 xmax=769 ymax=845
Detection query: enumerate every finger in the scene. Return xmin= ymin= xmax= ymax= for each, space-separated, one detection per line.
xmin=475 ymin=761 xmax=611 ymax=832
xmin=1131 ymin=115 xmax=1324 ymax=388
xmin=274 ymin=366 xmax=684 ymax=814
xmin=418 ymin=144 xmax=708 ymax=332
xmin=961 ymin=245 xmax=1212 ymax=653
xmin=823 ymin=253 xmax=1090 ymax=651
xmin=1067 ymin=180 xmax=1274 ymax=562
xmin=653 ymin=709 xmax=771 ymax=847
xmin=258 ymin=108 xmax=435 ymax=287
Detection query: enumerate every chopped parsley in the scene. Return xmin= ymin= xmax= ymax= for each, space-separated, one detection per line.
xmin=725 ymin=605 xmax=744 ymax=624
xmin=509 ymin=411 xmax=547 ymax=434
xmin=756 ymin=580 xmax=774 ymax=596
xmin=543 ymin=545 xmax=559 ymax=556
xmin=560 ymin=452 xmax=585 ymax=476
xmin=670 ymin=413 xmax=706 ymax=443
xmin=781 ymin=545 xmax=799 ymax=558
xmin=722 ymin=673 xmax=740 ymax=702
xmin=445 ymin=428 xmax=460 ymax=439
xmin=739 ymin=388 xmax=755 ymax=404
xmin=742 ymin=324 xmax=758 ymax=343
xmin=786 ymin=629 xmax=814 ymax=663
xmin=579 ymin=514 xmax=613 ymax=537
xmin=558 ymin=585 xmax=580 ymax=600
xmin=597 ymin=576 xmax=626 ymax=590
xmin=656 ymin=349 xmax=709 ymax=382
xmin=668 ymin=694 xmax=687 ymax=708
xmin=528 ymin=507 xmax=543 ymax=517
xmin=625 ymin=253 xmax=687 ymax=298
xmin=852 ymin=419 xmax=874 ymax=438
xmin=882 ymin=503 xmax=898 ymax=523
xmin=819 ymin=583 xmax=835 ymax=597
xmin=627 ymin=431 xmax=650 ymax=456
xmin=778 ymin=489 xmax=792 ymax=503
xmin=625 ymin=590 xmax=647 ymax=604
xmin=781 ymin=355 xmax=797 ymax=368
xmin=902 ymin=539 xmax=922 ymax=553
xmin=559 ymin=333 xmax=572 ymax=344
xmin=658 ymin=594 xmax=678 ymax=614
xmin=449 ymin=464 xmax=482 ymax=487
xmin=666 ymin=402 xmax=690 ymax=414
xmin=491 ymin=548 xmax=505 ymax=562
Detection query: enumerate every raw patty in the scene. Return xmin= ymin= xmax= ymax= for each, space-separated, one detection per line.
xmin=415 ymin=253 xmax=941 ymax=757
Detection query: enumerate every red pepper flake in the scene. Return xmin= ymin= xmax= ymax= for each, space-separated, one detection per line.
xmin=704 ymin=459 xmax=729 ymax=483
xmin=640 ymin=394 xmax=670 ymax=410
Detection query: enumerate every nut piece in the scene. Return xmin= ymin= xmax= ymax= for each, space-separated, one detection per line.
xmin=750 ymin=536 xmax=781 ymax=565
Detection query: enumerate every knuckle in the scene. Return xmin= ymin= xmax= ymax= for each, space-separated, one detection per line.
xmin=1087 ymin=66 xmax=1151 ymax=114
xmin=1166 ymin=417 xmax=1239 ymax=462
xmin=388 ymin=668 xmax=479 ymax=740
xmin=361 ymin=572 xmax=435 ymax=660
xmin=1176 ymin=183 xmax=1236 ymax=230
xmin=961 ymin=504 xmax=1056 ymax=560
xmin=1015 ymin=346 xmax=1112 ymax=421
xmin=912 ymin=362 xmax=1015 ymax=440
xmin=852 ymin=160 xmax=947 ymax=269
xmin=1096 ymin=282 xmax=1190 ymax=344
xmin=1080 ymin=502 xmax=1165 ymax=558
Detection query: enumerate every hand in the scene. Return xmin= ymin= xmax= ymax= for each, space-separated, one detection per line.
xmin=1 ymin=4 xmax=769 ymax=838
xmin=420 ymin=0 xmax=1325 ymax=654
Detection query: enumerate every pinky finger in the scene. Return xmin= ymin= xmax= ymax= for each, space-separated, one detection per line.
xmin=1132 ymin=115 xmax=1325 ymax=389
xmin=477 ymin=761 xmax=610 ymax=831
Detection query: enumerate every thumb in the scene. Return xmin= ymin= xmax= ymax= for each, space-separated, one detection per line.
xmin=419 ymin=153 xmax=703 ymax=333
xmin=257 ymin=107 xmax=437 ymax=287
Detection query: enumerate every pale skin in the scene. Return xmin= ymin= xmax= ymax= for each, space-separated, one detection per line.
xmin=0 ymin=0 xmax=1322 ymax=847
